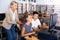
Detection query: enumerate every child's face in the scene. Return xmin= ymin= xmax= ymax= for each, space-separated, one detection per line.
xmin=33 ymin=14 xmax=38 ymax=20
xmin=27 ymin=15 xmax=32 ymax=22
xmin=11 ymin=3 xmax=17 ymax=10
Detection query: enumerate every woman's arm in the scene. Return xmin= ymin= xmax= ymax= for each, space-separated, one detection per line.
xmin=15 ymin=13 xmax=22 ymax=30
xmin=21 ymin=27 xmax=35 ymax=37
xmin=16 ymin=13 xmax=22 ymax=24
xmin=16 ymin=20 xmax=22 ymax=24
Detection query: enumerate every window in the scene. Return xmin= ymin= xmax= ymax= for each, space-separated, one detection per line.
xmin=18 ymin=3 xmax=23 ymax=13
xmin=19 ymin=0 xmax=21 ymax=1
xmin=29 ymin=0 xmax=30 ymax=2
xmin=31 ymin=0 xmax=33 ymax=2
xmin=23 ymin=0 xmax=26 ymax=1
xmin=34 ymin=0 xmax=36 ymax=3
xmin=21 ymin=4 xmax=23 ymax=13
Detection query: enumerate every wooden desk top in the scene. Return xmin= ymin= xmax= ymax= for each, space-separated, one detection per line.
xmin=0 ymin=22 xmax=2 ymax=27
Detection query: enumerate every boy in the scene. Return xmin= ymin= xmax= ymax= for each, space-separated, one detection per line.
xmin=31 ymin=11 xmax=41 ymax=32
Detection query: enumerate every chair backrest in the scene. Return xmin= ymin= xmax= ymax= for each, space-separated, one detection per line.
xmin=49 ymin=14 xmax=57 ymax=29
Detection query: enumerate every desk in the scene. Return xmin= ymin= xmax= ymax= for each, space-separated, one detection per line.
xmin=38 ymin=28 xmax=60 ymax=40
xmin=0 ymin=21 xmax=2 ymax=27
xmin=0 ymin=24 xmax=2 ymax=27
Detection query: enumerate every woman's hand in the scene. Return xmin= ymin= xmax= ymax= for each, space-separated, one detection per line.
xmin=16 ymin=20 xmax=22 ymax=24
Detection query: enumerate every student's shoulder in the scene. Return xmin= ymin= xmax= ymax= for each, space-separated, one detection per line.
xmin=37 ymin=19 xmax=40 ymax=21
xmin=23 ymin=24 xmax=27 ymax=27
xmin=32 ymin=19 xmax=34 ymax=21
xmin=31 ymin=19 xmax=34 ymax=22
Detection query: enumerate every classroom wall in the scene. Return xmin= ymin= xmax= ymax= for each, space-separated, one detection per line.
xmin=0 ymin=0 xmax=12 ymax=13
xmin=36 ymin=0 xmax=60 ymax=5
xmin=0 ymin=0 xmax=60 ymax=13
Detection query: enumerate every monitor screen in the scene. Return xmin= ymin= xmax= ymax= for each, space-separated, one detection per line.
xmin=0 ymin=13 xmax=5 ymax=21
xmin=48 ymin=14 xmax=57 ymax=31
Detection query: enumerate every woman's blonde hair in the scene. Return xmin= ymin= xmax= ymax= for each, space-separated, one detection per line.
xmin=10 ymin=1 xmax=17 ymax=7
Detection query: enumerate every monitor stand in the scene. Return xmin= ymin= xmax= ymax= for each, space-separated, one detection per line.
xmin=48 ymin=29 xmax=57 ymax=34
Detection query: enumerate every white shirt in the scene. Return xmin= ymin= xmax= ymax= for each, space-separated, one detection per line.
xmin=12 ymin=12 xmax=15 ymax=21
xmin=10 ymin=9 xmax=16 ymax=21
xmin=31 ymin=19 xmax=41 ymax=28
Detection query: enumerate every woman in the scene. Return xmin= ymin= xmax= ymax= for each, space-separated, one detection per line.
xmin=2 ymin=1 xmax=21 ymax=40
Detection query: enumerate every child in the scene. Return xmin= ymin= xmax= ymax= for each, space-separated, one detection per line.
xmin=31 ymin=11 xmax=41 ymax=32
xmin=21 ymin=14 xmax=38 ymax=40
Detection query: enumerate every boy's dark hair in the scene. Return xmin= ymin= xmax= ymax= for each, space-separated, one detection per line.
xmin=39 ymin=14 xmax=42 ymax=17
xmin=33 ymin=11 xmax=39 ymax=15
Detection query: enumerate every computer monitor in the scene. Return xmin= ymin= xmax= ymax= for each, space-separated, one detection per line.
xmin=48 ymin=14 xmax=57 ymax=32
xmin=0 ymin=13 xmax=5 ymax=22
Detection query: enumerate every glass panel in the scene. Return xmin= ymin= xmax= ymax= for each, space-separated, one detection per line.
xmin=31 ymin=0 xmax=33 ymax=2
xmin=23 ymin=0 xmax=26 ymax=1
xmin=34 ymin=0 xmax=36 ymax=3
xmin=28 ymin=0 xmax=30 ymax=2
